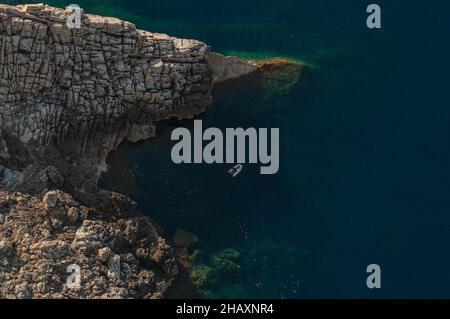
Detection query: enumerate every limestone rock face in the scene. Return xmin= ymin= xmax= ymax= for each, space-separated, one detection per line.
xmin=0 ymin=3 xmax=213 ymax=299
xmin=208 ymin=52 xmax=258 ymax=84
xmin=0 ymin=190 xmax=177 ymax=299
xmin=0 ymin=3 xmax=212 ymax=191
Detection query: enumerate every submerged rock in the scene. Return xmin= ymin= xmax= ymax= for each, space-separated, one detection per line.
xmin=191 ymin=264 xmax=214 ymax=288
xmin=256 ymin=58 xmax=305 ymax=96
xmin=173 ymin=229 xmax=199 ymax=248
xmin=210 ymin=248 xmax=241 ymax=273
xmin=208 ymin=52 xmax=306 ymax=95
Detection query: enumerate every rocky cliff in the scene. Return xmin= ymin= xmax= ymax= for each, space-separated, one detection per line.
xmin=0 ymin=3 xmax=213 ymax=299
xmin=0 ymin=189 xmax=178 ymax=298
xmin=0 ymin=3 xmax=304 ymax=299
xmin=0 ymin=3 xmax=212 ymax=195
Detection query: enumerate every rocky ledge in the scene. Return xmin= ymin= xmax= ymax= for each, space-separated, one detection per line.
xmin=0 ymin=3 xmax=304 ymax=299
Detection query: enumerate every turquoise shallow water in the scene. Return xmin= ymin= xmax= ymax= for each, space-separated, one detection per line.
xmin=9 ymin=0 xmax=450 ymax=298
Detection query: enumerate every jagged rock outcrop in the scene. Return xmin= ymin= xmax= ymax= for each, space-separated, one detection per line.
xmin=0 ymin=3 xmax=213 ymax=299
xmin=0 ymin=3 xmax=212 ymax=195
xmin=0 ymin=189 xmax=177 ymax=298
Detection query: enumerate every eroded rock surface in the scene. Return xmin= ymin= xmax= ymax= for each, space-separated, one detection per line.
xmin=0 ymin=189 xmax=177 ymax=298
xmin=0 ymin=3 xmax=305 ymax=299
xmin=0 ymin=3 xmax=212 ymax=194
xmin=0 ymin=3 xmax=213 ymax=299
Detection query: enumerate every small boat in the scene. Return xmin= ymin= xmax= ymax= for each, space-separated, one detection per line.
xmin=228 ymin=164 xmax=243 ymax=178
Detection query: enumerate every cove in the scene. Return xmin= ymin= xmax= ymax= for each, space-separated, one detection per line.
xmin=98 ymin=0 xmax=450 ymax=298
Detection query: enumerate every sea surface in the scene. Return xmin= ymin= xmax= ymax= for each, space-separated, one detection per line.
xmin=11 ymin=0 xmax=450 ymax=298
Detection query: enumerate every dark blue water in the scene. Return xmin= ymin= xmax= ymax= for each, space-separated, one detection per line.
xmin=17 ymin=0 xmax=449 ymax=298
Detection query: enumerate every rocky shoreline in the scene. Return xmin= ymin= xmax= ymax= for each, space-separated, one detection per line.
xmin=0 ymin=3 xmax=304 ymax=298
xmin=0 ymin=189 xmax=179 ymax=298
